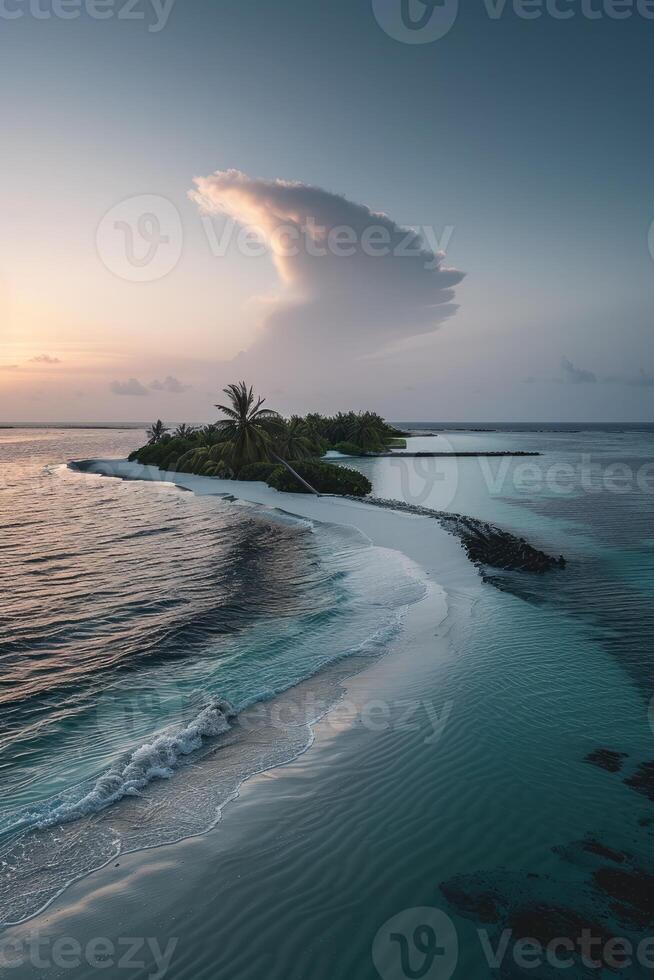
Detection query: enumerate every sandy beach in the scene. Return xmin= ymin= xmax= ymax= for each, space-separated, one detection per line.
xmin=2 ymin=459 xmax=484 ymax=978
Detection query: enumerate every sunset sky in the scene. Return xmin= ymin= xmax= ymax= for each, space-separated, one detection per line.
xmin=1 ymin=0 xmax=653 ymax=422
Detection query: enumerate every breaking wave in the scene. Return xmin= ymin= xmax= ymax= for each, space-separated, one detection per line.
xmin=29 ymin=699 xmax=237 ymax=830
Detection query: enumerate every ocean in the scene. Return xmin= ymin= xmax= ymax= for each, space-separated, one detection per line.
xmin=1 ymin=424 xmax=653 ymax=978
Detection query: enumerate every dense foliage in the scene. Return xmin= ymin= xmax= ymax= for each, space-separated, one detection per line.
xmin=237 ymin=462 xmax=279 ymax=482
xmin=267 ymin=461 xmax=372 ymax=497
xmin=131 ymin=382 xmax=404 ymax=496
xmin=332 ymin=441 xmax=365 ymax=456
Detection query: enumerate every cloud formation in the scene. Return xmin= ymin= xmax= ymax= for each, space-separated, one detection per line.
xmin=30 ymin=354 xmax=61 ymax=364
xmin=110 ymin=378 xmax=149 ymax=397
xmin=150 ymin=375 xmax=191 ymax=393
xmin=189 ymin=170 xmax=464 ymax=392
xmin=560 ymin=356 xmax=597 ymax=384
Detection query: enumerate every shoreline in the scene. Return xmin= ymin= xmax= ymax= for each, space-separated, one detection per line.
xmin=4 ymin=452 xmax=651 ymax=979
xmin=1 ymin=573 xmax=480 ymax=978
xmin=0 ymin=458 xmax=480 ymax=934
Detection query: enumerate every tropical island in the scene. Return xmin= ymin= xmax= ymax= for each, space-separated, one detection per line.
xmin=122 ymin=381 xmax=564 ymax=575
xmin=129 ymin=381 xmax=406 ymax=497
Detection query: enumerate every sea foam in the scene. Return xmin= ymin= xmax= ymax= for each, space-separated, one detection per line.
xmin=32 ymin=698 xmax=237 ymax=828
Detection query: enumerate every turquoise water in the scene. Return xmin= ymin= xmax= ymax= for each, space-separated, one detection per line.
xmin=0 ymin=429 xmax=424 ymax=923
xmin=350 ymin=427 xmax=654 ymax=693
xmin=1 ymin=425 xmax=654 ymax=978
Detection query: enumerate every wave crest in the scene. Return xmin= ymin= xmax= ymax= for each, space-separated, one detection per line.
xmin=33 ymin=698 xmax=237 ymax=829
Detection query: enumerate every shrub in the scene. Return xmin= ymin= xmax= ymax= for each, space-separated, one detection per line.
xmin=134 ymin=437 xmax=194 ymax=469
xmin=332 ymin=441 xmax=365 ymax=456
xmin=238 ymin=462 xmax=279 ymax=482
xmin=267 ymin=460 xmax=372 ymax=497
xmin=133 ymin=443 xmax=166 ymax=466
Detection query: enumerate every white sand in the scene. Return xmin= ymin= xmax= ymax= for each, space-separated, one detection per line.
xmin=0 ymin=460 xmax=483 ymax=977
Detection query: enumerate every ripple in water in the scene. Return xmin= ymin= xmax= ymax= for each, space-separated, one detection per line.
xmin=0 ymin=428 xmax=427 ymax=924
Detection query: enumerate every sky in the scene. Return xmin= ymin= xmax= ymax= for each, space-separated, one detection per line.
xmin=1 ymin=0 xmax=653 ymax=422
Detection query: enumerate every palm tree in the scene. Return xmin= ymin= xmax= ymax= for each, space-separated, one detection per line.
xmin=173 ymin=423 xmax=196 ymax=439
xmin=146 ymin=420 xmax=169 ymax=445
xmin=215 ymin=382 xmax=320 ymax=494
xmin=347 ymin=412 xmax=386 ymax=452
xmin=214 ymin=381 xmax=282 ymax=472
xmin=176 ymin=442 xmax=233 ymax=477
xmin=273 ymin=417 xmax=315 ymax=461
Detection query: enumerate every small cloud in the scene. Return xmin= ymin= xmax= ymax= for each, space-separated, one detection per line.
xmin=522 ymin=376 xmax=537 ymax=384
xmin=149 ymin=375 xmax=191 ymax=393
xmin=110 ymin=378 xmax=149 ymax=397
xmin=30 ymin=354 xmax=61 ymax=364
xmin=0 ymin=364 xmax=19 ymax=371
xmin=560 ymin=356 xmax=597 ymax=384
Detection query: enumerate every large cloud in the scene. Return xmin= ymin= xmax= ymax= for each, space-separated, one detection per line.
xmin=189 ymin=170 xmax=464 ymax=394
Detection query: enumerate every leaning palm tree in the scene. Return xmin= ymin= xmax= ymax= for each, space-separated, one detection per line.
xmin=216 ymin=382 xmax=320 ymax=494
xmin=214 ymin=382 xmax=283 ymax=472
xmin=146 ymin=419 xmax=169 ymax=445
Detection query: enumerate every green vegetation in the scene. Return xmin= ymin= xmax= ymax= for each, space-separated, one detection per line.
xmin=237 ymin=462 xmax=279 ymax=482
xmin=146 ymin=419 xmax=169 ymax=445
xmin=332 ymin=441 xmax=365 ymax=456
xmin=267 ymin=461 xmax=372 ymax=497
xmin=132 ymin=382 xmax=404 ymax=497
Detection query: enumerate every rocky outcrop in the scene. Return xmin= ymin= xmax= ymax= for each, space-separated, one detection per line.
xmin=355 ymin=497 xmax=566 ymax=574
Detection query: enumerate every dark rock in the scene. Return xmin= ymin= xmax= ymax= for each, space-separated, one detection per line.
xmin=439 ymin=879 xmax=503 ymax=923
xmin=625 ymin=761 xmax=654 ymax=802
xmin=507 ymin=903 xmax=614 ymax=950
xmin=584 ymin=748 xmax=629 ymax=773
xmin=359 ymin=498 xmax=566 ymax=575
xmin=581 ymin=840 xmax=627 ymax=863
xmin=592 ymin=867 xmax=654 ymax=929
